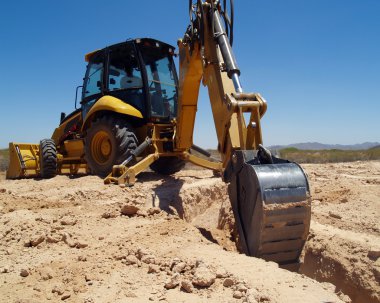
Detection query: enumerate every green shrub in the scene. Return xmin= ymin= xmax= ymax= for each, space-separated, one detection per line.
xmin=279 ymin=147 xmax=380 ymax=163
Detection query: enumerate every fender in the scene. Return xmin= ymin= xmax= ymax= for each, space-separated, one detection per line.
xmin=82 ymin=95 xmax=143 ymax=130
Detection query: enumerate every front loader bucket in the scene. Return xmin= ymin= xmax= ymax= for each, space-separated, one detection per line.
xmin=228 ymin=151 xmax=311 ymax=266
xmin=6 ymin=143 xmax=40 ymax=179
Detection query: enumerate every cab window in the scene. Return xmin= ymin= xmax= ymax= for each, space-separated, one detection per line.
xmin=83 ymin=55 xmax=103 ymax=98
xmin=139 ymin=42 xmax=178 ymax=119
xmin=106 ymin=45 xmax=145 ymax=114
xmin=108 ymin=46 xmax=142 ymax=91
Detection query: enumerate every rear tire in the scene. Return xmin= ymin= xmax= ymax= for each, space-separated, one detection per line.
xmin=39 ymin=139 xmax=57 ymax=178
xmin=84 ymin=116 xmax=138 ymax=177
xmin=150 ymin=157 xmax=185 ymax=175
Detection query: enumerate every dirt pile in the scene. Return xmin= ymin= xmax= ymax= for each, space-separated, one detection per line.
xmin=1 ymin=162 xmax=379 ymax=302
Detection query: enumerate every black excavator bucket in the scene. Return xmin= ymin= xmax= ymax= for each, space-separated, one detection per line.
xmin=228 ymin=149 xmax=311 ymax=267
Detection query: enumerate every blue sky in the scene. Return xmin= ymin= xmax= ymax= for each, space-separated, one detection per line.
xmin=0 ymin=0 xmax=379 ymax=149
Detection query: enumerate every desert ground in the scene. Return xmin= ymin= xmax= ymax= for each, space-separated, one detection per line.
xmin=0 ymin=161 xmax=379 ymax=303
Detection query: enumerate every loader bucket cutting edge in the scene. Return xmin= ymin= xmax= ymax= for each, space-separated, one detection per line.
xmin=229 ymin=156 xmax=311 ymax=266
xmin=6 ymin=143 xmax=40 ymax=179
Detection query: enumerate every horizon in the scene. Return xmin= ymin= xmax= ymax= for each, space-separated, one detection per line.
xmin=0 ymin=1 xmax=379 ymax=149
xmin=1 ymin=141 xmax=379 ymax=151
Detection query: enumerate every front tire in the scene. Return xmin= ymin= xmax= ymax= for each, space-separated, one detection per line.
xmin=39 ymin=139 xmax=57 ymax=178
xmin=84 ymin=116 xmax=138 ymax=177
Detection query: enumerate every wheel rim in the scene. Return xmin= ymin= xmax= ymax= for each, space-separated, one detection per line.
xmin=91 ymin=130 xmax=112 ymax=165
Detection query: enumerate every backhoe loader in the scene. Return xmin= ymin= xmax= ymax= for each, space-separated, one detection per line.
xmin=7 ymin=0 xmax=311 ymax=268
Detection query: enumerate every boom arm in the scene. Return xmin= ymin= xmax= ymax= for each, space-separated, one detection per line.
xmin=175 ymin=1 xmax=267 ymax=170
xmin=175 ymin=1 xmax=311 ymax=268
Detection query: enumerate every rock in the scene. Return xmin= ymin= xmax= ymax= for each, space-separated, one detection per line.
xmin=52 ymin=284 xmax=65 ymax=295
xmin=237 ymin=283 xmax=248 ymax=293
xmin=148 ymin=264 xmax=160 ymax=274
xmin=39 ymin=267 xmax=54 ymax=280
xmin=33 ymin=285 xmax=42 ymax=292
xmin=181 ymin=279 xmax=193 ymax=293
xmin=195 ymin=259 xmax=205 ymax=268
xmin=24 ymin=234 xmax=45 ymax=247
xmin=192 ymin=266 xmax=216 ymax=287
xmin=0 ymin=188 xmax=6 ymax=193
xmin=141 ymin=254 xmax=156 ymax=264
xmin=233 ymin=291 xmax=243 ymax=299
xmin=321 ymin=282 xmax=336 ymax=293
xmin=125 ymin=291 xmax=137 ymax=298
xmin=170 ymin=258 xmax=181 ymax=268
xmin=121 ymin=204 xmax=140 ymax=216
xmin=246 ymin=288 xmax=260 ymax=303
xmin=46 ymin=234 xmax=60 ymax=243
xmin=20 ymin=268 xmax=29 ymax=277
xmin=61 ymin=293 xmax=71 ymax=300
xmin=165 ymin=273 xmax=181 ymax=289
xmin=223 ymin=277 xmax=235 ymax=287
xmin=368 ymin=249 xmax=380 ymax=260
xmin=78 ymin=255 xmax=87 ymax=262
xmin=60 ymin=217 xmax=77 ymax=226
xmin=61 ymin=233 xmax=75 ymax=247
xmin=85 ymin=273 xmax=98 ymax=282
xmin=337 ymin=291 xmax=352 ymax=303
xmin=136 ymin=248 xmax=149 ymax=260
xmin=137 ymin=210 xmax=148 ymax=217
xmin=0 ymin=266 xmax=10 ymax=273
xmin=101 ymin=211 xmax=118 ymax=219
xmin=172 ymin=262 xmax=186 ymax=273
xmin=329 ymin=211 xmax=342 ymax=219
xmin=216 ymin=268 xmax=229 ymax=278
xmin=75 ymin=241 xmax=88 ymax=249
xmin=125 ymin=254 xmax=139 ymax=265
xmin=147 ymin=207 xmax=161 ymax=216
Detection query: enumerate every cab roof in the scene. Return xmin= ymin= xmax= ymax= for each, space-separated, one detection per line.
xmin=84 ymin=38 xmax=176 ymax=62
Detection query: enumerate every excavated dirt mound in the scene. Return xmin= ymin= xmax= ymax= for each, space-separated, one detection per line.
xmin=0 ymin=161 xmax=379 ymax=302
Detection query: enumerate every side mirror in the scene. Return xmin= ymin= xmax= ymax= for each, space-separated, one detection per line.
xmin=75 ymin=85 xmax=83 ymax=109
xmin=60 ymin=112 xmax=66 ymax=123
xmin=110 ymin=78 xmax=116 ymax=85
xmin=96 ymin=81 xmax=101 ymax=88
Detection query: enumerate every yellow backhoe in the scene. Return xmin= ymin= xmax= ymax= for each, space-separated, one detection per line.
xmin=6 ymin=0 xmax=311 ymax=269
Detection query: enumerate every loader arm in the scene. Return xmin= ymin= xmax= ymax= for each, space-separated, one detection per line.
xmin=175 ymin=0 xmax=311 ymax=268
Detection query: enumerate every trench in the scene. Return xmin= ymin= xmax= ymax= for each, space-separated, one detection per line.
xmin=157 ymin=176 xmax=378 ymax=303
xmin=299 ymin=225 xmax=379 ymax=303
xmin=299 ymin=246 xmax=372 ymax=303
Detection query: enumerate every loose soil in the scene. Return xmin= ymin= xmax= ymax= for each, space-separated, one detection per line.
xmin=0 ymin=161 xmax=379 ymax=303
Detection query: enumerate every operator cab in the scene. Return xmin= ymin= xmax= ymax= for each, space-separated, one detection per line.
xmin=81 ymin=38 xmax=178 ymax=123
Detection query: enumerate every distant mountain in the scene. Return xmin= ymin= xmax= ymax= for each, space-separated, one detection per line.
xmin=269 ymin=142 xmax=380 ymax=151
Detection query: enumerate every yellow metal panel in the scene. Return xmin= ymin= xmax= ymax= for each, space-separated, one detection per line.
xmin=6 ymin=143 xmax=40 ymax=179
xmin=85 ymin=49 xmax=100 ymax=62
xmin=51 ymin=110 xmax=82 ymax=144
xmin=82 ymin=95 xmax=143 ymax=130
xmin=63 ymin=139 xmax=84 ymax=158
xmin=175 ymin=41 xmax=203 ymax=149
xmin=183 ymin=152 xmax=222 ymax=171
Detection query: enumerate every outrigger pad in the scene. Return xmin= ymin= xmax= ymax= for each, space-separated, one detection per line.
xmin=228 ymin=150 xmax=311 ymax=265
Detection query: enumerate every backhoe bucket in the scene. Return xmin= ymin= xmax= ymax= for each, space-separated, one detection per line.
xmin=228 ymin=151 xmax=311 ymax=266
xmin=6 ymin=143 xmax=40 ymax=179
